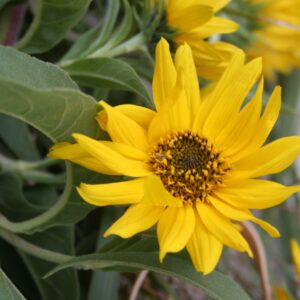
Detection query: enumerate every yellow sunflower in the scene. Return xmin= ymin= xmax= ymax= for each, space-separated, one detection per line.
xmin=290 ymin=239 xmax=300 ymax=278
xmin=165 ymin=0 xmax=239 ymax=80
xmin=49 ymin=39 xmax=300 ymax=274
xmin=247 ymin=0 xmax=300 ymax=80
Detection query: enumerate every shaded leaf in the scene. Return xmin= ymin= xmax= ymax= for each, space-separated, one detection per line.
xmin=63 ymin=57 xmax=151 ymax=102
xmin=0 ymin=114 xmax=40 ymax=161
xmin=47 ymin=251 xmax=251 ymax=300
xmin=0 ymin=46 xmax=107 ymax=233
xmin=16 ymin=0 xmax=92 ymax=54
xmin=0 ymin=268 xmax=26 ymax=300
xmin=20 ymin=226 xmax=79 ymax=300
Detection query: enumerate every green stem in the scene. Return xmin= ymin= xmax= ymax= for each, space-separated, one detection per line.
xmin=88 ymin=33 xmax=145 ymax=59
xmin=0 ymin=155 xmax=59 ymax=172
xmin=0 ymin=228 xmax=73 ymax=264
xmin=0 ymin=163 xmax=72 ymax=233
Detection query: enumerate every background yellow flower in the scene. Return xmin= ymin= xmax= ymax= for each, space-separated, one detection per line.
xmin=166 ymin=0 xmax=239 ymax=80
xmin=247 ymin=0 xmax=300 ymax=80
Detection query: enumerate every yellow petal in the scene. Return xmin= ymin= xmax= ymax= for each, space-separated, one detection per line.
xmin=148 ymin=69 xmax=191 ymax=143
xmin=215 ymin=78 xmax=263 ymax=154
xmin=174 ymin=43 xmax=201 ymax=118
xmin=290 ymin=239 xmax=300 ymax=277
xmin=97 ymin=104 xmax=155 ymax=130
xmin=48 ymin=142 xmax=119 ymax=175
xmin=168 ymin=5 xmax=213 ymax=32
xmin=142 ymin=175 xmax=182 ymax=207
xmin=101 ymin=141 xmax=148 ymax=161
xmin=186 ymin=212 xmax=223 ymax=274
xmin=98 ymin=101 xmax=149 ymax=152
xmin=104 ymin=204 xmax=164 ymax=238
xmin=210 ymin=197 xmax=280 ymax=237
xmin=157 ymin=204 xmax=195 ymax=261
xmin=229 ymin=86 xmax=281 ymax=163
xmin=186 ymin=17 xmax=238 ymax=39
xmin=215 ymin=179 xmax=300 ymax=209
xmin=192 ymin=49 xmax=245 ymax=133
xmin=73 ymin=133 xmax=151 ymax=177
xmin=202 ymin=55 xmax=262 ymax=138
xmin=196 ymin=202 xmax=253 ymax=256
xmin=233 ymin=136 xmax=300 ymax=178
xmin=77 ymin=178 xmax=144 ymax=206
xmin=152 ymin=38 xmax=176 ymax=111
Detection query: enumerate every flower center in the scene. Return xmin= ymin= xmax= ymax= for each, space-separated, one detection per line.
xmin=149 ymin=131 xmax=230 ymax=202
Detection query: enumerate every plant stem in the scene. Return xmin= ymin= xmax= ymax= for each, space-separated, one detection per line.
xmin=0 ymin=228 xmax=73 ymax=264
xmin=3 ymin=4 xmax=27 ymax=46
xmin=89 ymin=33 xmax=146 ymax=59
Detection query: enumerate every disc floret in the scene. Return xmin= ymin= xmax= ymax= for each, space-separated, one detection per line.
xmin=149 ymin=131 xmax=230 ymax=202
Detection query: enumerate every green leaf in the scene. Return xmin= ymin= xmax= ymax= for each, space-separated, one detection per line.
xmin=0 ymin=114 xmax=40 ymax=161
xmin=0 ymin=173 xmax=47 ymax=222
xmin=63 ymin=57 xmax=151 ymax=103
xmin=0 ymin=46 xmax=78 ymax=89
xmin=19 ymin=227 xmax=79 ymax=300
xmin=0 ymin=268 xmax=26 ymax=300
xmin=0 ymin=46 xmax=105 ymax=233
xmin=47 ymin=252 xmax=251 ymax=300
xmin=16 ymin=0 xmax=92 ymax=54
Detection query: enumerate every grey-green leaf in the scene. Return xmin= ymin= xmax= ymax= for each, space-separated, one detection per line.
xmin=0 ymin=268 xmax=26 ymax=300
xmin=0 ymin=46 xmax=104 ymax=232
xmin=47 ymin=252 xmax=251 ymax=300
xmin=16 ymin=0 xmax=92 ymax=54
xmin=20 ymin=227 xmax=79 ymax=300
xmin=0 ymin=46 xmax=78 ymax=90
xmin=63 ymin=57 xmax=152 ymax=103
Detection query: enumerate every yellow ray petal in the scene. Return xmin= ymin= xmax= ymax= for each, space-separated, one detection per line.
xmin=73 ymin=134 xmax=152 ymax=177
xmin=148 ymin=70 xmax=191 ymax=143
xmin=290 ymin=239 xmax=300 ymax=277
xmin=98 ymin=101 xmax=149 ymax=152
xmin=209 ymin=197 xmax=280 ymax=237
xmin=168 ymin=5 xmax=213 ymax=32
xmin=174 ymin=43 xmax=201 ymax=118
xmin=187 ymin=17 xmax=238 ymax=39
xmin=101 ymin=141 xmax=148 ymax=161
xmin=233 ymin=136 xmax=300 ymax=178
xmin=104 ymin=204 xmax=164 ymax=238
xmin=97 ymin=104 xmax=155 ymax=130
xmin=77 ymin=178 xmax=144 ymax=206
xmin=229 ymin=86 xmax=281 ymax=163
xmin=157 ymin=204 xmax=195 ymax=261
xmin=192 ymin=49 xmax=245 ymax=133
xmin=186 ymin=212 xmax=223 ymax=274
xmin=152 ymin=38 xmax=176 ymax=111
xmin=215 ymin=179 xmax=300 ymax=209
xmin=215 ymin=78 xmax=263 ymax=153
xmin=48 ymin=142 xmax=119 ymax=175
xmin=196 ymin=202 xmax=253 ymax=256
xmin=142 ymin=175 xmax=182 ymax=207
xmin=202 ymin=56 xmax=262 ymax=138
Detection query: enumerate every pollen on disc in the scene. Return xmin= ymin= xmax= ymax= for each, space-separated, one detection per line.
xmin=149 ymin=131 xmax=230 ymax=202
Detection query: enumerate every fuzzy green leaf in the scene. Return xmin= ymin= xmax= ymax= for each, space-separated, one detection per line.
xmin=16 ymin=0 xmax=91 ymax=54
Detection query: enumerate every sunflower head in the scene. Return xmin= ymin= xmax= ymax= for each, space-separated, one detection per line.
xmin=49 ymin=39 xmax=300 ymax=274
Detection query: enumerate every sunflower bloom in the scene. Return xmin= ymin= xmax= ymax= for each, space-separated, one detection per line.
xmin=49 ymin=39 xmax=300 ymax=274
xmin=247 ymin=0 xmax=300 ymax=80
xmin=166 ymin=0 xmax=239 ymax=80
xmin=290 ymin=239 xmax=300 ymax=278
